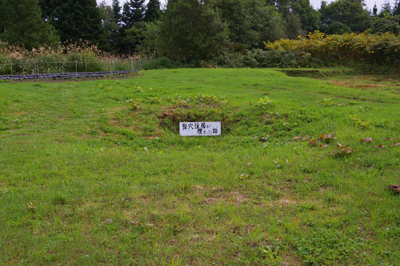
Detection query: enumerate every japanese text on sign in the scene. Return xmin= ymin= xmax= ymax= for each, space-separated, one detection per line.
xmin=179 ymin=122 xmax=221 ymax=136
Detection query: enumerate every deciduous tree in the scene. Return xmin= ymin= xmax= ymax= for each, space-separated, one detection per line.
xmin=319 ymin=0 xmax=372 ymax=34
xmin=210 ymin=0 xmax=286 ymax=51
xmin=157 ymin=0 xmax=229 ymax=60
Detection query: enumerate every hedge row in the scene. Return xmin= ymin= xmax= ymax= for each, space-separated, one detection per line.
xmin=264 ymin=31 xmax=400 ymax=67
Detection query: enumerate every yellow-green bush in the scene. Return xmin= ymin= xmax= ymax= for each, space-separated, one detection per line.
xmin=264 ymin=31 xmax=400 ymax=67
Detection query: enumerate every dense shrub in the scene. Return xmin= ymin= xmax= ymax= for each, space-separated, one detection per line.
xmin=370 ymin=15 xmax=400 ymax=35
xmin=264 ymin=31 xmax=400 ymax=66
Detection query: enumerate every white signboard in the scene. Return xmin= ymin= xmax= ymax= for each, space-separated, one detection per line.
xmin=179 ymin=122 xmax=221 ymax=136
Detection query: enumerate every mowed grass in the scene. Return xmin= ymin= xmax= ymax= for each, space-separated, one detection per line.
xmin=1 ymin=68 xmax=400 ymax=265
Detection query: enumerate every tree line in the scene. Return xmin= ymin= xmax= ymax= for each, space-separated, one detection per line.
xmin=0 ymin=0 xmax=399 ymax=58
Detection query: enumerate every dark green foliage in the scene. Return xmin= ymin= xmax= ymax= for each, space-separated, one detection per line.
xmin=285 ymin=12 xmax=303 ymax=39
xmin=394 ymin=0 xmax=400 ymax=16
xmin=209 ymin=0 xmax=285 ymax=51
xmin=266 ymin=0 xmax=320 ymax=36
xmin=123 ymin=22 xmax=146 ymax=53
xmin=39 ymin=0 xmax=105 ymax=47
xmin=319 ymin=0 xmax=372 ymax=34
xmin=1 ymin=0 xmax=58 ymax=50
xmin=112 ymin=0 xmax=122 ymax=25
xmin=0 ymin=0 xmax=4 ymax=34
xmin=234 ymin=49 xmax=315 ymax=68
xmin=122 ymin=0 xmax=145 ymax=29
xmin=140 ymin=21 xmax=162 ymax=57
xmin=379 ymin=0 xmax=392 ymax=18
xmin=290 ymin=0 xmax=320 ymax=33
xmin=155 ymin=0 xmax=229 ymax=60
xmin=144 ymin=0 xmax=161 ymax=22
xmin=98 ymin=2 xmax=118 ymax=52
xmin=370 ymin=15 xmax=400 ymax=35
xmin=373 ymin=3 xmax=378 ymax=16
xmin=119 ymin=0 xmax=146 ymax=54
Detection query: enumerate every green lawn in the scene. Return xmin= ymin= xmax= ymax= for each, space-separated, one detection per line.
xmin=1 ymin=68 xmax=400 ymax=265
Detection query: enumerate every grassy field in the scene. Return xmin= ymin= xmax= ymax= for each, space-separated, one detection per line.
xmin=1 ymin=68 xmax=400 ymax=265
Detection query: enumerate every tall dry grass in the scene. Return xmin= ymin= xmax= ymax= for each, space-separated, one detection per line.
xmin=0 ymin=40 xmax=141 ymax=75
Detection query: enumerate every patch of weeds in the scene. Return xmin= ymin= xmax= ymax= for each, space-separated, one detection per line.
xmin=128 ymin=98 xmax=143 ymax=110
xmin=102 ymin=126 xmax=138 ymax=140
xmin=389 ymin=139 xmax=400 ymax=147
xmin=333 ymin=142 xmax=355 ymax=156
xmin=98 ymin=83 xmax=112 ymax=91
xmin=147 ymin=96 xmax=163 ymax=105
xmin=318 ymin=98 xmax=346 ymax=107
xmin=294 ymin=133 xmax=336 ymax=148
xmin=165 ymin=94 xmax=228 ymax=106
xmin=52 ymin=194 xmax=67 ymax=205
xmin=248 ymin=96 xmax=276 ymax=109
xmin=359 ymin=137 xmax=374 ymax=143
xmin=349 ymin=113 xmax=370 ymax=129
xmin=26 ymin=202 xmax=36 ymax=213
xmin=292 ymin=107 xmax=322 ymax=123
xmin=130 ymin=220 xmax=154 ymax=234
xmin=357 ymin=156 xmax=385 ymax=168
xmin=263 ymin=187 xmax=283 ymax=200
xmin=272 ymin=121 xmax=295 ymax=132
xmin=356 ymin=106 xmax=371 ymax=112
xmin=142 ymin=124 xmax=157 ymax=134
xmin=165 ymin=94 xmax=191 ymax=105
xmin=174 ymin=182 xmax=192 ymax=196
xmin=299 ymin=164 xmax=317 ymax=173
xmin=373 ymin=119 xmax=390 ymax=128
xmin=295 ymin=203 xmax=317 ymax=212
xmin=88 ymin=129 xmax=100 ymax=136
xmin=168 ymin=224 xmax=182 ymax=236
xmin=194 ymin=94 xmax=228 ymax=105
xmin=319 ymin=132 xmax=337 ymax=144
xmin=257 ymin=244 xmax=281 ymax=260
xmin=239 ymin=170 xmax=254 ymax=180
xmin=134 ymin=86 xmax=144 ymax=93
xmin=322 ymin=192 xmax=340 ymax=205
xmin=293 ymin=227 xmax=365 ymax=264
xmin=272 ymin=158 xmax=291 ymax=169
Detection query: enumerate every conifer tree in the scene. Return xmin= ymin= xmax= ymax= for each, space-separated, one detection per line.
xmin=144 ymin=0 xmax=161 ymax=22
xmin=2 ymin=0 xmax=58 ymax=50
xmin=119 ymin=0 xmax=146 ymax=54
xmin=110 ymin=0 xmax=123 ymax=53
xmin=122 ymin=0 xmax=146 ymax=29
xmin=373 ymin=4 xmax=378 ymax=16
xmin=379 ymin=0 xmax=392 ymax=17
xmin=0 ymin=0 xmax=5 ymax=34
xmin=112 ymin=0 xmax=122 ymax=26
xmin=39 ymin=0 xmax=105 ymax=47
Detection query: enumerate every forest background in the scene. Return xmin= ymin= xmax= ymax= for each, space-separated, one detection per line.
xmin=0 ymin=0 xmax=399 ymax=69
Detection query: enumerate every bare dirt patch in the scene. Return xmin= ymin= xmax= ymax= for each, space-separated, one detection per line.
xmin=326 ymin=75 xmax=400 ymax=91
